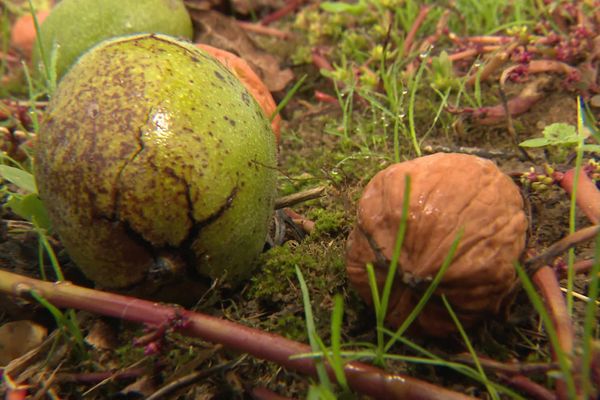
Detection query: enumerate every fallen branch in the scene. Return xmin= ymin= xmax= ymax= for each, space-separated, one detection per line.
xmin=0 ymin=269 xmax=474 ymax=400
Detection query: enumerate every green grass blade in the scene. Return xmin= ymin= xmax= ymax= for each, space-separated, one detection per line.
xmin=581 ymin=232 xmax=600 ymax=398
xmin=385 ymin=228 xmax=463 ymax=351
xmin=441 ymin=295 xmax=499 ymax=400
xmin=407 ymin=58 xmax=425 ymax=156
xmin=270 ymin=74 xmax=307 ymax=122
xmin=29 ymin=290 xmax=86 ymax=357
xmin=514 ymin=263 xmax=576 ymax=398
xmin=329 ymin=294 xmax=348 ymax=390
xmin=295 ymin=265 xmax=333 ymax=391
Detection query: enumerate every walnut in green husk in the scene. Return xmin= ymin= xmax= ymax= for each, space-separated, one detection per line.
xmin=34 ymin=34 xmax=277 ymax=302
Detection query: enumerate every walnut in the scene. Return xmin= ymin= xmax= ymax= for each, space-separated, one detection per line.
xmin=346 ymin=153 xmax=527 ymax=336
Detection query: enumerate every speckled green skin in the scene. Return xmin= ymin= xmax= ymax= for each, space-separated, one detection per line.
xmin=34 ymin=0 xmax=193 ymax=80
xmin=35 ymin=34 xmax=277 ymax=292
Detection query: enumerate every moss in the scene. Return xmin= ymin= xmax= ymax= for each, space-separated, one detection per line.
xmin=272 ymin=314 xmax=307 ymax=342
xmin=247 ymin=242 xmax=318 ymax=301
xmin=307 ymin=207 xmax=346 ymax=237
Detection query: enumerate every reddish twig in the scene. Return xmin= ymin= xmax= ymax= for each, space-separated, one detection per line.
xmin=0 ymin=269 xmax=474 ymax=400
xmin=403 ymin=6 xmax=432 ymax=56
xmin=451 ymin=353 xmax=557 ymax=376
xmin=314 ymin=90 xmax=338 ymax=104
xmin=532 ymin=266 xmax=574 ymax=400
xmin=502 ymin=375 xmax=557 ymax=400
xmin=532 ymin=266 xmax=574 ymax=356
xmin=447 ymin=76 xmax=551 ymax=125
xmin=525 ymin=225 xmax=600 ymax=268
xmin=237 ymin=21 xmax=292 ymax=39
xmin=557 ymin=168 xmax=600 ymax=224
xmin=462 ymin=36 xmax=513 ymax=45
xmin=283 ymin=208 xmax=315 ymax=234
xmin=311 ymin=48 xmax=334 ymax=72
xmin=261 ymin=0 xmax=305 ymax=25
xmin=445 ymin=46 xmax=503 ymax=62
xmin=466 ymin=41 xmax=519 ymax=86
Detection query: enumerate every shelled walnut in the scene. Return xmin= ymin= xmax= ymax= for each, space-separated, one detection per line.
xmin=346 ymin=153 xmax=527 ymax=336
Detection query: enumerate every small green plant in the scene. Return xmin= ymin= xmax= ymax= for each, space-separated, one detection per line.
xmin=520 ymin=121 xmax=600 ymax=161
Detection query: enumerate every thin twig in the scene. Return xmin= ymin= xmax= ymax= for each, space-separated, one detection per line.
xmin=450 ymin=353 xmax=558 ymax=376
xmin=403 ymin=6 xmax=432 ymax=56
xmin=237 ymin=21 xmax=292 ymax=39
xmin=275 ymin=186 xmax=326 ymax=209
xmin=466 ymin=41 xmax=519 ymax=86
xmin=525 ymin=225 xmax=600 ymax=268
xmin=261 ymin=0 xmax=305 ymax=25
xmin=146 ymin=356 xmax=246 ymax=400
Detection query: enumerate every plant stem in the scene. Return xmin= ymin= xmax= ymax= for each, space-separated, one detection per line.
xmin=532 ymin=266 xmax=575 ymax=400
xmin=557 ymin=168 xmax=600 ymax=225
xmin=0 ymin=269 xmax=474 ymax=400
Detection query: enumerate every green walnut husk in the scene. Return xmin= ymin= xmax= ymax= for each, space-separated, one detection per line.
xmin=34 ymin=34 xmax=277 ymax=300
xmin=34 ymin=0 xmax=193 ymax=81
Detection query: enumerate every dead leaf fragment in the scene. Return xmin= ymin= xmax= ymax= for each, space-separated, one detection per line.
xmin=85 ymin=319 xmax=118 ymax=350
xmin=0 ymin=320 xmax=47 ymax=366
xmin=190 ymin=10 xmax=294 ymax=92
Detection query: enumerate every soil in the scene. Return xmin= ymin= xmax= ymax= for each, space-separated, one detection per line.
xmin=0 ymin=1 xmax=599 ymax=399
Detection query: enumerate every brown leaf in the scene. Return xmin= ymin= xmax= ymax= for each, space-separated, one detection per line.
xmin=85 ymin=319 xmax=118 ymax=350
xmin=0 ymin=320 xmax=47 ymax=365
xmin=190 ymin=10 xmax=294 ymax=92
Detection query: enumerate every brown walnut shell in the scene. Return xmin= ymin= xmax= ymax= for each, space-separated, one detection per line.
xmin=346 ymin=153 xmax=527 ymax=336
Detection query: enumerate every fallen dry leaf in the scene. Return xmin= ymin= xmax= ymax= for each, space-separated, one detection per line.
xmin=85 ymin=319 xmax=118 ymax=350
xmin=0 ymin=320 xmax=47 ymax=365
xmin=189 ymin=10 xmax=294 ymax=92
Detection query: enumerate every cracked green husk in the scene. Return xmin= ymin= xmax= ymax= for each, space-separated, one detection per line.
xmin=34 ymin=34 xmax=277 ymax=295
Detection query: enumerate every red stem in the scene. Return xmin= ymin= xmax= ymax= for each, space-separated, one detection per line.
xmin=403 ymin=6 xmax=432 ymax=56
xmin=261 ymin=0 xmax=305 ymax=25
xmin=0 ymin=270 xmax=474 ymax=400
xmin=557 ymin=168 xmax=600 ymax=225
xmin=503 ymin=375 xmax=557 ymax=400
xmin=532 ymin=266 xmax=574 ymax=400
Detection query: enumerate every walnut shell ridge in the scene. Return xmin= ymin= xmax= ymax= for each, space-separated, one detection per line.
xmin=346 ymin=153 xmax=527 ymax=336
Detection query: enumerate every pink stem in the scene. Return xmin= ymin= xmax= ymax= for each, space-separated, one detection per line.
xmin=503 ymin=375 xmax=557 ymax=400
xmin=532 ymin=266 xmax=574 ymax=400
xmin=403 ymin=6 xmax=432 ymax=55
xmin=260 ymin=0 xmax=305 ymax=25
xmin=0 ymin=269 xmax=474 ymax=400
xmin=557 ymin=168 xmax=600 ymax=225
